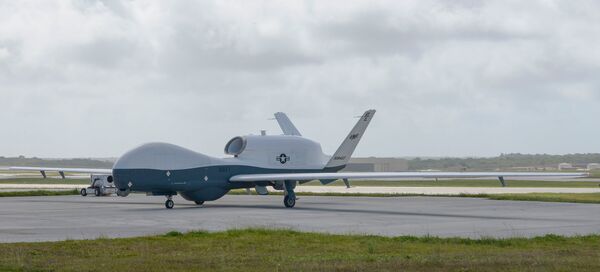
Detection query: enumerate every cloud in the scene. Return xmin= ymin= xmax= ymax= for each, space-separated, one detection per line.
xmin=0 ymin=0 xmax=599 ymax=158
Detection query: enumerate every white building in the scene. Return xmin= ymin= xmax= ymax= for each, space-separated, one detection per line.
xmin=587 ymin=163 xmax=600 ymax=170
xmin=558 ymin=163 xmax=574 ymax=170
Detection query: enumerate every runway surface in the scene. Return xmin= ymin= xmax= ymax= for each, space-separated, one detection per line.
xmin=1 ymin=194 xmax=599 ymax=242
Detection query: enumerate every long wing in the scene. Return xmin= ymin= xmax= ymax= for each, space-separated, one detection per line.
xmin=230 ymin=171 xmax=587 ymax=182
xmin=9 ymin=166 xmax=112 ymax=175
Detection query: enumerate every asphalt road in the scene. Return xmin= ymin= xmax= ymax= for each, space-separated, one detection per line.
xmin=1 ymin=194 xmax=599 ymax=242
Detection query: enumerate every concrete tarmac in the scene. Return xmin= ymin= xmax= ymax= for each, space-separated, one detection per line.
xmin=1 ymin=194 xmax=600 ymax=242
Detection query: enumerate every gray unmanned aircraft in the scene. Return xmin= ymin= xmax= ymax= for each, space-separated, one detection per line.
xmin=11 ymin=110 xmax=586 ymax=209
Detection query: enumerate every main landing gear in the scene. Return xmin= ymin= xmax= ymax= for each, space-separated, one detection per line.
xmin=283 ymin=180 xmax=297 ymax=208
xmin=165 ymin=195 xmax=174 ymax=209
xmin=164 ymin=196 xmax=204 ymax=209
xmin=284 ymin=195 xmax=296 ymax=208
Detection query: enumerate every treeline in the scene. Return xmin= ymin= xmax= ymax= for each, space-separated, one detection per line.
xmin=0 ymin=157 xmax=114 ymax=168
xmin=407 ymin=153 xmax=600 ymax=171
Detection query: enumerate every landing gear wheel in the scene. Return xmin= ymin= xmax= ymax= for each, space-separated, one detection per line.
xmin=194 ymin=201 xmax=204 ymax=205
xmin=80 ymin=188 xmax=87 ymax=197
xmin=94 ymin=188 xmax=101 ymax=197
xmin=284 ymin=195 xmax=296 ymax=208
xmin=165 ymin=199 xmax=174 ymax=209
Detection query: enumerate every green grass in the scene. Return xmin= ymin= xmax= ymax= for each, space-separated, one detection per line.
xmin=0 ymin=189 xmax=79 ymax=197
xmin=0 ymin=178 xmax=89 ymax=184
xmin=0 ymin=229 xmax=598 ymax=271
xmin=304 ymin=179 xmax=600 ymax=187
xmin=486 ymin=193 xmax=600 ymax=204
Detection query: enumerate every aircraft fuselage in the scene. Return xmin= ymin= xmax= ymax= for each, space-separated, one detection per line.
xmin=112 ymin=137 xmax=331 ymax=202
xmin=113 ymin=164 xmax=328 ymax=201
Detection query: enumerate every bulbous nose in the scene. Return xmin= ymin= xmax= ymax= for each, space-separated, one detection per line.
xmin=112 ymin=142 xmax=214 ymax=192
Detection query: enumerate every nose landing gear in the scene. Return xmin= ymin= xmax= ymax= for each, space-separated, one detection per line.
xmin=165 ymin=195 xmax=174 ymax=209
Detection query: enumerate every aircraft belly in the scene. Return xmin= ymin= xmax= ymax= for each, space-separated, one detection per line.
xmin=113 ymin=165 xmax=324 ymax=200
xmin=113 ymin=168 xmax=210 ymax=192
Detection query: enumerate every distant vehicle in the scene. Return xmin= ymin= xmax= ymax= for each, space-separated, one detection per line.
xmin=80 ymin=174 xmax=117 ymax=197
xmin=11 ymin=110 xmax=586 ymax=209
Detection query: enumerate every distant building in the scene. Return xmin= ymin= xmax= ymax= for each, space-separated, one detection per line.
xmin=342 ymin=157 xmax=408 ymax=172
xmin=558 ymin=163 xmax=575 ymax=170
xmin=508 ymin=166 xmax=539 ymax=171
xmin=587 ymin=163 xmax=600 ymax=170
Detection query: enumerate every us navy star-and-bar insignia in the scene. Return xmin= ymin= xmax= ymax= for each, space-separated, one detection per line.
xmin=276 ymin=153 xmax=290 ymax=164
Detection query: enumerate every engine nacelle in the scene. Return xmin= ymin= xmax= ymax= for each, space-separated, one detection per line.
xmin=224 ymin=135 xmax=328 ymax=169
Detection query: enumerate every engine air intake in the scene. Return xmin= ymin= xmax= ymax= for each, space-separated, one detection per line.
xmin=224 ymin=136 xmax=247 ymax=156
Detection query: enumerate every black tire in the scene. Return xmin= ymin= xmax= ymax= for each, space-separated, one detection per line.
xmin=94 ymin=188 xmax=101 ymax=197
xmin=194 ymin=201 xmax=205 ymax=205
xmin=80 ymin=188 xmax=87 ymax=197
xmin=284 ymin=195 xmax=296 ymax=208
xmin=117 ymin=189 xmax=130 ymax=197
xmin=165 ymin=199 xmax=174 ymax=209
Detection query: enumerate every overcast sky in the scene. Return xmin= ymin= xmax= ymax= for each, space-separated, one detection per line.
xmin=1 ymin=0 xmax=599 ymax=158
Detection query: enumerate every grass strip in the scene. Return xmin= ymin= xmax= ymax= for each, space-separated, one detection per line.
xmin=0 ymin=229 xmax=599 ymax=271
xmin=0 ymin=189 xmax=79 ymax=197
xmin=486 ymin=193 xmax=600 ymax=204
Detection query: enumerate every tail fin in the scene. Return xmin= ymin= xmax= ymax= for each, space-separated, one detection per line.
xmin=325 ymin=109 xmax=376 ymax=169
xmin=274 ymin=112 xmax=302 ymax=136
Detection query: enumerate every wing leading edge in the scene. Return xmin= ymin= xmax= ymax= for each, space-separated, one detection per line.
xmin=229 ymin=171 xmax=587 ymax=182
xmin=9 ymin=166 xmax=112 ymax=175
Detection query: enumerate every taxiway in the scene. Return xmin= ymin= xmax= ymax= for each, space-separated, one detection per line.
xmin=1 ymin=194 xmax=599 ymax=242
